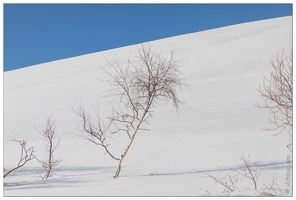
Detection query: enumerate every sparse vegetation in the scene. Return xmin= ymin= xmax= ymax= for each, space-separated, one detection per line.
xmin=201 ymin=152 xmax=284 ymax=196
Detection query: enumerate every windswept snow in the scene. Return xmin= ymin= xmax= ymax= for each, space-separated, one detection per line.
xmin=3 ymin=16 xmax=292 ymax=196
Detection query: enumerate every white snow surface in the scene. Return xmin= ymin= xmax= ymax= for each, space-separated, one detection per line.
xmin=3 ymin=16 xmax=293 ymax=197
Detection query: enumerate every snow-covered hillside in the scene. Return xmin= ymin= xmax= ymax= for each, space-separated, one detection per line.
xmin=3 ymin=16 xmax=292 ymax=196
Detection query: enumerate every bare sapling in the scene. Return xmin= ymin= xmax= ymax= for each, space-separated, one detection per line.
xmin=36 ymin=117 xmax=62 ymax=180
xmin=236 ymin=152 xmax=262 ymax=190
xmin=3 ymin=140 xmax=35 ymax=178
xmin=75 ymin=44 xmax=185 ymax=178
xmin=256 ymin=50 xmax=292 ymax=136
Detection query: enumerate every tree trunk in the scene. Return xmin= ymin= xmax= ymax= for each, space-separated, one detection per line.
xmin=113 ymin=103 xmax=153 ymax=178
xmin=44 ymin=138 xmax=53 ymax=180
xmin=113 ymin=93 xmax=154 ymax=178
xmin=113 ymin=121 xmax=141 ymax=178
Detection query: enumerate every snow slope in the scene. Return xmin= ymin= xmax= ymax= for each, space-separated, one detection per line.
xmin=3 ymin=16 xmax=292 ymax=196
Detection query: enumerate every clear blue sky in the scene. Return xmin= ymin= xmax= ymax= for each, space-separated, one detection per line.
xmin=4 ymin=4 xmax=292 ymax=71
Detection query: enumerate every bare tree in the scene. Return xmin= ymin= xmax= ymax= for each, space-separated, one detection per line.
xmin=3 ymin=140 xmax=35 ymax=178
xmin=75 ymin=44 xmax=185 ymax=178
xmin=36 ymin=117 xmax=62 ymax=180
xmin=256 ymin=50 xmax=292 ymax=135
xmin=236 ymin=152 xmax=263 ymax=190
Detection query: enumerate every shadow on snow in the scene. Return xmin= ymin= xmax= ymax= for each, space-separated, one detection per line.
xmin=3 ymin=166 xmax=114 ymax=191
xmin=3 ymin=160 xmax=292 ymax=191
xmin=139 ymin=160 xmax=292 ymax=177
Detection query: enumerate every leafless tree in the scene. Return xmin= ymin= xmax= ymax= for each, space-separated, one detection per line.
xmin=75 ymin=44 xmax=185 ymax=178
xmin=256 ymin=50 xmax=292 ymax=135
xmin=236 ymin=152 xmax=263 ymax=190
xmin=36 ymin=117 xmax=62 ymax=180
xmin=3 ymin=140 xmax=35 ymax=178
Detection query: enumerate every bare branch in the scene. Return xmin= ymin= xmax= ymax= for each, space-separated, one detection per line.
xmin=73 ymin=105 xmax=120 ymax=161
xmin=261 ymin=173 xmax=284 ymax=196
xmin=200 ymin=187 xmax=211 ymax=196
xmin=203 ymin=172 xmax=237 ymax=194
xmin=256 ymin=50 xmax=292 ymax=136
xmin=3 ymin=140 xmax=35 ymax=178
xmin=236 ymin=151 xmax=263 ymax=190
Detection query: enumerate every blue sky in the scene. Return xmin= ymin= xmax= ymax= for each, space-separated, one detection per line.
xmin=4 ymin=4 xmax=292 ymax=71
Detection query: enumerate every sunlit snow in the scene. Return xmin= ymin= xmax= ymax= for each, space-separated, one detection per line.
xmin=3 ymin=16 xmax=292 ymax=196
